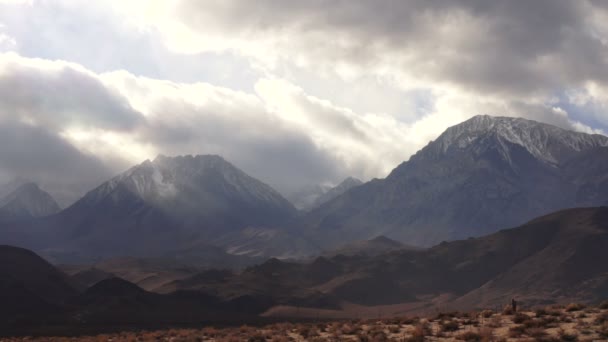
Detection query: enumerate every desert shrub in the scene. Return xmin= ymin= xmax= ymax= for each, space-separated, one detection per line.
xmin=456 ymin=331 xmax=482 ymax=341
xmin=355 ymin=331 xmax=370 ymax=342
xmin=502 ymin=305 xmax=514 ymax=316
xmin=312 ymin=338 xmax=330 ymax=342
xmin=599 ymin=322 xmax=608 ymax=338
xmin=400 ymin=316 xmax=420 ymax=325
xmin=441 ymin=319 xmax=460 ymax=332
xmin=478 ymin=327 xmax=494 ymax=342
xmin=488 ymin=315 xmax=502 ymax=328
xmin=343 ymin=322 xmax=363 ymax=335
xmin=458 ymin=312 xmax=473 ymax=319
xmin=542 ymin=315 xmax=559 ymax=325
xmin=481 ymin=310 xmax=494 ymax=318
xmin=461 ymin=318 xmax=478 ymax=326
xmin=435 ymin=311 xmax=459 ymax=320
xmin=527 ymin=327 xmax=548 ymax=339
xmin=536 ymin=308 xmax=548 ymax=317
xmin=513 ymin=312 xmax=530 ymax=324
xmin=270 ymin=336 xmax=290 ymax=342
xmin=599 ymin=301 xmax=608 ymax=310
xmin=596 ymin=312 xmax=608 ymax=324
xmin=202 ymin=327 xmax=219 ymax=338
xmin=522 ymin=318 xmax=546 ymax=329
xmin=369 ymin=330 xmax=388 ymax=342
xmin=297 ymin=326 xmax=319 ymax=339
xmin=566 ymin=303 xmax=586 ymax=312
xmin=406 ymin=322 xmax=431 ymax=342
xmin=508 ymin=325 xmax=526 ymax=338
xmin=558 ymin=329 xmax=578 ymax=342
xmin=387 ymin=325 xmax=401 ymax=334
xmin=247 ymin=334 xmax=267 ymax=342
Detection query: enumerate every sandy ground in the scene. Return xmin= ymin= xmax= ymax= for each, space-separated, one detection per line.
xmin=2 ymin=303 xmax=607 ymax=341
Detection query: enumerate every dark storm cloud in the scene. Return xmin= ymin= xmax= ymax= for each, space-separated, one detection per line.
xmin=0 ymin=119 xmax=112 ymax=185
xmin=175 ymin=0 xmax=608 ymax=97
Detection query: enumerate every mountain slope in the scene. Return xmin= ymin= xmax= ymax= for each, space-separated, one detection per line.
xmin=0 ymin=245 xmax=77 ymax=322
xmin=303 ymin=115 xmax=608 ymax=247
xmin=323 ymin=235 xmax=409 ymax=257
xmin=0 ymin=183 xmax=61 ymax=219
xmin=174 ymin=207 xmax=608 ymax=311
xmin=28 ymin=155 xmax=298 ymax=259
xmin=311 ymin=177 xmax=362 ymax=210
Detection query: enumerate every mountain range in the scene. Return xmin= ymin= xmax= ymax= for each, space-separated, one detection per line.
xmin=2 ymin=115 xmax=608 ymax=262
xmin=2 ymin=155 xmax=300 ymax=261
xmin=2 ymin=206 xmax=607 ymax=333
xmin=156 ymin=206 xmax=608 ymax=313
xmin=302 ymin=115 xmax=608 ymax=247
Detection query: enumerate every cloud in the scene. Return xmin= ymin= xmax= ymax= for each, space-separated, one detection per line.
xmin=101 ymin=71 xmax=412 ymax=193
xmin=0 ymin=53 xmax=144 ymax=131
xmin=0 ymin=1 xmax=607 ymax=203
xmin=147 ymin=0 xmax=606 ymax=97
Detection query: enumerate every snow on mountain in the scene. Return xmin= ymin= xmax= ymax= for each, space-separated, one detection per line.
xmin=304 ymin=114 xmax=608 ymax=249
xmin=0 ymin=183 xmax=61 ymax=219
xmin=83 ymin=154 xmax=295 ymax=212
xmin=433 ymin=115 xmax=608 ymax=165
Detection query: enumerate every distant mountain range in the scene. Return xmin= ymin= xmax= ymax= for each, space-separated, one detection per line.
xmin=2 ymin=115 xmax=608 ymax=263
xmin=302 ymin=115 xmax=608 ymax=247
xmin=30 ymin=155 xmax=301 ymax=261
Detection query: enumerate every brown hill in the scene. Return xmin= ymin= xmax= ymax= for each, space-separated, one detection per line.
xmin=165 ymin=207 xmax=608 ymax=314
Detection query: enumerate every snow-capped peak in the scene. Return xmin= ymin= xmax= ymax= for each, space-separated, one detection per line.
xmin=83 ymin=154 xmax=295 ymax=211
xmin=0 ymin=182 xmax=61 ymax=218
xmin=434 ymin=115 xmax=608 ymax=164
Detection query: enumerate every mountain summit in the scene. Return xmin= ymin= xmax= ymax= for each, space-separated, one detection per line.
xmin=43 ymin=155 xmax=297 ymax=258
xmin=304 ymin=115 xmax=608 ymax=248
xmin=0 ymin=183 xmax=61 ymax=219
xmin=426 ymin=115 xmax=608 ymax=165
xmin=81 ymin=154 xmax=295 ymax=215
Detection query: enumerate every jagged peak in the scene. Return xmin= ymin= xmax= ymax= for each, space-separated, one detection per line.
xmin=433 ymin=114 xmax=608 ymax=164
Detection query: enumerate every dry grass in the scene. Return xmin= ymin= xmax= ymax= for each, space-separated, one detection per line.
xmin=5 ymin=303 xmax=608 ymax=341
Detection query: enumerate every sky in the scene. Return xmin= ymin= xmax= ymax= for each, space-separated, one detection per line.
xmin=1 ymin=0 xmax=608 ymax=205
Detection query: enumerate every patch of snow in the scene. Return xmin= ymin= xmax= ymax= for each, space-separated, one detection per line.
xmin=437 ymin=115 xmax=608 ymax=164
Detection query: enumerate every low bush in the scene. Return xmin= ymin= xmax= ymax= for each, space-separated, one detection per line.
xmin=456 ymin=331 xmax=482 ymax=341
xmin=513 ymin=312 xmax=530 ymax=324
xmin=441 ymin=319 xmax=460 ymax=332
xmin=527 ymin=327 xmax=547 ymax=339
xmin=481 ymin=310 xmax=494 ymax=318
xmin=595 ymin=312 xmax=608 ymax=324
xmin=558 ymin=329 xmax=578 ymax=342
xmin=599 ymin=322 xmax=608 ymax=338
xmin=565 ymin=303 xmax=586 ymax=312
xmin=406 ymin=322 xmax=431 ymax=342
xmin=508 ymin=325 xmax=526 ymax=338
